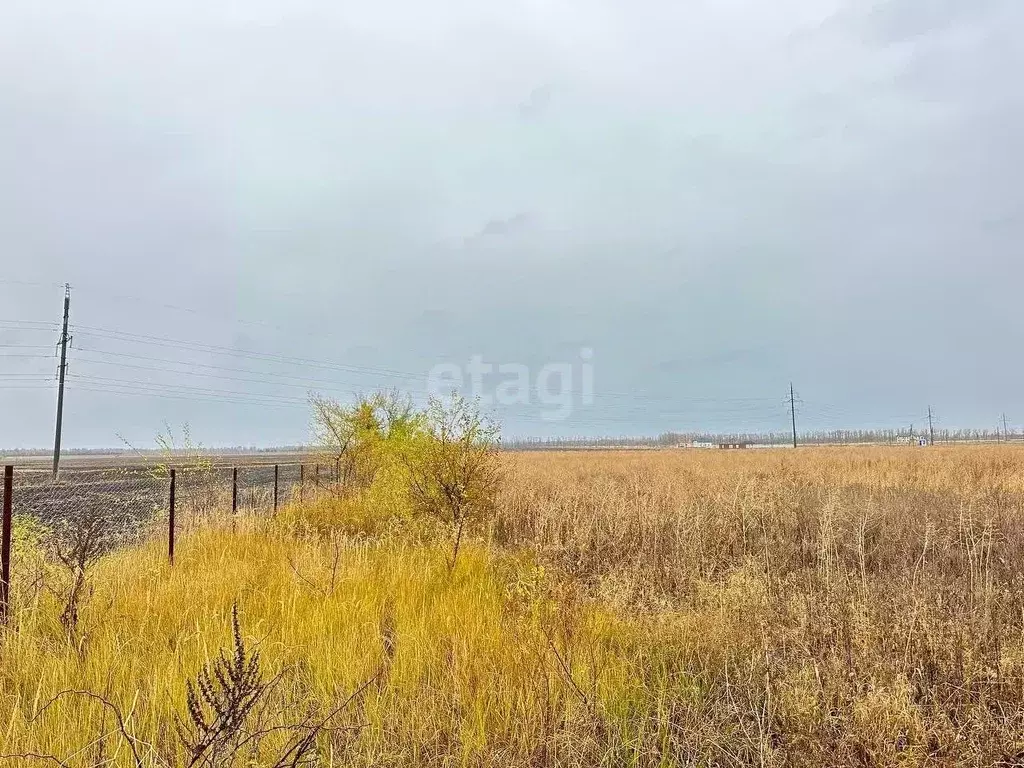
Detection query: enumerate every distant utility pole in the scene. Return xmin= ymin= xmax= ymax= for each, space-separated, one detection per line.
xmin=788 ymin=382 xmax=798 ymax=449
xmin=52 ymin=284 xmax=71 ymax=479
xmin=1003 ymin=413 xmax=1010 ymax=443
xmin=928 ymin=406 xmax=935 ymax=446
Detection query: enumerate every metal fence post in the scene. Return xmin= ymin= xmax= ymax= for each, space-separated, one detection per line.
xmin=273 ymin=464 xmax=279 ymax=514
xmin=299 ymin=464 xmax=304 ymax=502
xmin=335 ymin=457 xmax=341 ymax=486
xmin=1 ymin=466 xmax=13 ymax=623
xmin=232 ymin=467 xmax=238 ymax=514
xmin=315 ymin=463 xmax=320 ymax=488
xmin=168 ymin=468 xmax=176 ymax=566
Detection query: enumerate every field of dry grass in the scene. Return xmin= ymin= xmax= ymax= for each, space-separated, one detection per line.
xmin=3 ymin=445 xmax=1024 ymax=766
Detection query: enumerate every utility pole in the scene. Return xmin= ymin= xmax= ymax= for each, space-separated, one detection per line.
xmin=788 ymin=382 xmax=798 ymax=449
xmin=928 ymin=406 xmax=935 ymax=446
xmin=52 ymin=284 xmax=71 ymax=479
xmin=1003 ymin=413 xmax=1010 ymax=443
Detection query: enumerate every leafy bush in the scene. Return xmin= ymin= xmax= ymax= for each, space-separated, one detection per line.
xmin=405 ymin=394 xmax=501 ymax=570
xmin=309 ymin=391 xmax=501 ymax=567
xmin=311 ymin=390 xmax=424 ymax=491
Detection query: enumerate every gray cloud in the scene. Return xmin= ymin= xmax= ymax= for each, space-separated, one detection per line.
xmin=857 ymin=0 xmax=1003 ymax=45
xmin=468 ymin=212 xmax=533 ymax=243
xmin=1 ymin=0 xmax=1022 ymax=445
xmin=519 ymin=85 xmax=553 ymax=118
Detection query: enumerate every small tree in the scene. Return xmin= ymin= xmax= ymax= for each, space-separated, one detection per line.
xmin=310 ymin=391 xmax=423 ymax=491
xmin=405 ymin=394 xmax=501 ymax=571
xmin=47 ymin=504 xmax=123 ymax=632
xmin=120 ymin=423 xmax=219 ymax=521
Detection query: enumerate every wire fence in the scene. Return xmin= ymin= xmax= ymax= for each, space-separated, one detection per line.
xmin=0 ymin=460 xmax=340 ymax=621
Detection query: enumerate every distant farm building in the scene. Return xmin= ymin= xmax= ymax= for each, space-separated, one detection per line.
xmin=688 ymin=441 xmax=751 ymax=450
xmin=895 ymin=436 xmax=929 ymax=447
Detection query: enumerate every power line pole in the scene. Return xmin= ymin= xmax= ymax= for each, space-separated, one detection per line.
xmin=788 ymin=382 xmax=798 ymax=449
xmin=52 ymin=284 xmax=71 ymax=479
xmin=928 ymin=406 xmax=935 ymax=446
xmin=1003 ymin=413 xmax=1010 ymax=443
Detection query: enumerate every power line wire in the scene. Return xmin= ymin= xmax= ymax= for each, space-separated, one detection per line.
xmin=71 ymin=332 xmax=785 ymax=407
xmin=68 ymin=374 xmax=312 ymax=404
xmin=72 ymin=325 xmax=422 ymax=381
xmin=71 ymin=384 xmax=309 ymax=411
xmin=71 ymin=347 xmax=434 ymax=394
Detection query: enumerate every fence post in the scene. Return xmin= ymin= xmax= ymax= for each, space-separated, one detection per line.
xmin=232 ymin=467 xmax=238 ymax=514
xmin=168 ymin=468 xmax=176 ymax=566
xmin=1 ymin=466 xmax=13 ymax=623
xmin=273 ymin=465 xmax=279 ymax=514
xmin=299 ymin=464 xmax=304 ymax=503
xmin=315 ymin=463 xmax=320 ymax=488
xmin=335 ymin=457 xmax=341 ymax=486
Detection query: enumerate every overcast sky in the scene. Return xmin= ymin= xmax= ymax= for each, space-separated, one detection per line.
xmin=1 ymin=0 xmax=1022 ymax=448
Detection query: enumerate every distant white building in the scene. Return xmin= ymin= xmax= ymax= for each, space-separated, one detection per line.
xmin=687 ymin=441 xmax=752 ymax=450
xmin=895 ymin=436 xmax=929 ymax=446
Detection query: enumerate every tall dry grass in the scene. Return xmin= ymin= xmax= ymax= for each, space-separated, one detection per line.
xmin=497 ymin=446 xmax=1024 ymax=765
xmin=2 ymin=445 xmax=1024 ymax=766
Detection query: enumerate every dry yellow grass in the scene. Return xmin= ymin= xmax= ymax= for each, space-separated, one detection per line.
xmin=2 ymin=445 xmax=1024 ymax=766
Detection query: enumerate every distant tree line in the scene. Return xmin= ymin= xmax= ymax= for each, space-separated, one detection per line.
xmin=6 ymin=429 xmax=1019 ymax=457
xmin=504 ymin=427 xmax=1022 ymax=450
xmin=0 ymin=445 xmax=308 ymax=457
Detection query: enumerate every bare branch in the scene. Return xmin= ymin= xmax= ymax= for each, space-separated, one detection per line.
xmin=31 ymin=690 xmax=148 ymax=768
xmin=0 ymin=753 xmax=71 ymax=768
